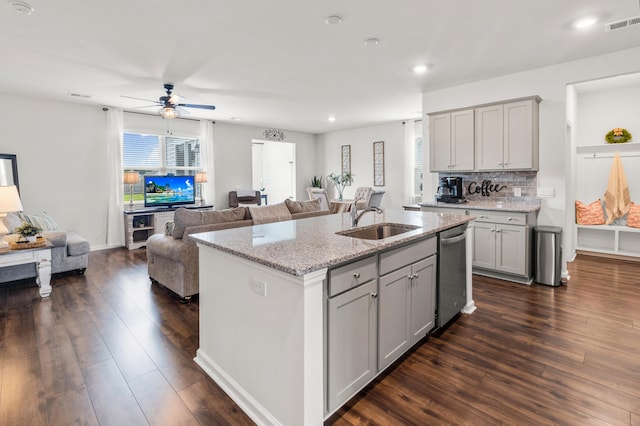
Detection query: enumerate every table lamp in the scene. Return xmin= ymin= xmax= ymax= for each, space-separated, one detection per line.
xmin=123 ymin=171 xmax=140 ymax=210
xmin=195 ymin=172 xmax=208 ymax=206
xmin=0 ymin=185 xmax=24 ymax=248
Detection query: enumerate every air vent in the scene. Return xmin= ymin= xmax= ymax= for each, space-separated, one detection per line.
xmin=605 ymin=15 xmax=640 ymax=31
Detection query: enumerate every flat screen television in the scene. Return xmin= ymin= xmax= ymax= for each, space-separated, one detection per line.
xmin=144 ymin=175 xmax=195 ymax=208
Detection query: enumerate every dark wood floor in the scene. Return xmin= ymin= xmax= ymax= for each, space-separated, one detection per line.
xmin=1 ymin=249 xmax=639 ymax=425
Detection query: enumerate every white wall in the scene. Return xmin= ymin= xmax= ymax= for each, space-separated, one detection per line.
xmin=576 ymin=84 xmax=640 ymax=147
xmin=317 ymin=122 xmax=406 ymax=210
xmin=0 ymin=94 xmax=110 ymax=248
xmin=0 ymin=95 xmax=319 ymax=249
xmin=212 ymin=123 xmax=316 ymax=209
xmin=422 ymin=46 xmax=640 ymax=268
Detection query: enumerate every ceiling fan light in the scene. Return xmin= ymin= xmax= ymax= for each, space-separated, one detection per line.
xmin=160 ymin=106 xmax=179 ymax=119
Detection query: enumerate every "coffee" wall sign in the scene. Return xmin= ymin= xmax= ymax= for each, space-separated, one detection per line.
xmin=468 ymin=180 xmax=507 ymax=197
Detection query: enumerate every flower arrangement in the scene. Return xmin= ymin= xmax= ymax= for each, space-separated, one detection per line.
xmin=15 ymin=222 xmax=42 ymax=240
xmin=605 ymin=128 xmax=632 ymax=144
xmin=327 ymin=172 xmax=353 ymax=201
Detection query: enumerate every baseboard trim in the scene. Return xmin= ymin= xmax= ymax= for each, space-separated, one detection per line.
xmin=576 ymin=250 xmax=640 ymax=263
xmin=194 ymin=349 xmax=282 ymax=426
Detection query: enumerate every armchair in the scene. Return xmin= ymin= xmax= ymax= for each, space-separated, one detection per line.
xmin=229 ymin=190 xmax=261 ymax=208
xmin=306 ymin=187 xmax=331 ymax=211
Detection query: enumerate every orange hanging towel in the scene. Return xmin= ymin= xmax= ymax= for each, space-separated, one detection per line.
xmin=603 ymin=152 xmax=630 ymax=224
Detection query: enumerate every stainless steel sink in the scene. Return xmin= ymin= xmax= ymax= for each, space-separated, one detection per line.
xmin=336 ymin=223 xmax=421 ymax=240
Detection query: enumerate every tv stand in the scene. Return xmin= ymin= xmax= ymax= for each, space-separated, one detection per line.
xmin=123 ymin=204 xmax=213 ymax=250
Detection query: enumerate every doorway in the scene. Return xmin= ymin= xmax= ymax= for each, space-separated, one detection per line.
xmin=252 ymin=140 xmax=296 ymax=205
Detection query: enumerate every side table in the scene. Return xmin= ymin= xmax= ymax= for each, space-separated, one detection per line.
xmin=0 ymin=242 xmax=53 ymax=297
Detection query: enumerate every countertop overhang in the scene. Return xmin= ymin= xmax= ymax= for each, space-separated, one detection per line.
xmin=190 ymin=209 xmax=473 ymax=276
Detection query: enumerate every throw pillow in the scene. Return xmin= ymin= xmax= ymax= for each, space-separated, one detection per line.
xmin=284 ymin=198 xmax=321 ymax=214
xmin=249 ymin=203 xmax=293 ymax=225
xmin=19 ymin=211 xmax=60 ymax=231
xmin=164 ymin=221 xmax=175 ymax=236
xmin=627 ymin=202 xmax=640 ymax=228
xmin=172 ymin=208 xmax=204 ymax=239
xmin=575 ymin=199 xmax=605 ymax=225
xmin=3 ymin=212 xmax=23 ymax=233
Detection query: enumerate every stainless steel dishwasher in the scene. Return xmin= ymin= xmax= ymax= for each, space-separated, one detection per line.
xmin=437 ymin=224 xmax=467 ymax=328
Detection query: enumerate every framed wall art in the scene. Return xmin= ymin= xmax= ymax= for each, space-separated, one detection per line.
xmin=373 ymin=141 xmax=384 ymax=186
xmin=341 ymin=145 xmax=351 ymax=180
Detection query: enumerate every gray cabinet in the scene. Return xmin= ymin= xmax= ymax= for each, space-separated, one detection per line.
xmin=429 ymin=109 xmax=475 ymax=172
xmin=469 ymin=209 xmax=534 ymax=283
xmin=327 ymin=257 xmax=378 ymax=413
xmin=475 ymin=98 xmax=540 ymax=171
xmin=378 ymin=238 xmax=437 ymax=371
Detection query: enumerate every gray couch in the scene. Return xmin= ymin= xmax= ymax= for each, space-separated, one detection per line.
xmin=1 ymin=222 xmax=90 ymax=284
xmin=146 ymin=199 xmax=329 ymax=302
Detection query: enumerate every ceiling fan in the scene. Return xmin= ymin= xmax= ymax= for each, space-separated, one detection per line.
xmin=122 ymin=83 xmax=216 ymax=119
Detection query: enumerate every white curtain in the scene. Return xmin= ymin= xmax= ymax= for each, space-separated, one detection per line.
xmin=199 ymin=120 xmax=216 ymax=208
xmin=403 ymin=120 xmax=416 ymax=204
xmin=106 ymin=107 xmax=124 ymax=247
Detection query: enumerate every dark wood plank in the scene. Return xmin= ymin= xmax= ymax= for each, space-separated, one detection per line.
xmin=2 ymin=247 xmax=640 ymax=425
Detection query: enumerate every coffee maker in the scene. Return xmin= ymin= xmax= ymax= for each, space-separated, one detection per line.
xmin=436 ymin=177 xmax=465 ymax=203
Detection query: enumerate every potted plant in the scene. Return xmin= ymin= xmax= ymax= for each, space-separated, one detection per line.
xmin=15 ymin=222 xmax=42 ymax=242
xmin=311 ymin=175 xmax=322 ymax=188
xmin=327 ymin=172 xmax=353 ymax=201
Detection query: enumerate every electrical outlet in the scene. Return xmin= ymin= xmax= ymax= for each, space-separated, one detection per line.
xmin=253 ymin=279 xmax=267 ymax=297
xmin=537 ymin=188 xmax=555 ymax=198
xmin=513 ymin=187 xmax=522 ymax=197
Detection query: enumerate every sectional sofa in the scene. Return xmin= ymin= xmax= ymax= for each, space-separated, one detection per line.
xmin=146 ymin=199 xmax=329 ymax=302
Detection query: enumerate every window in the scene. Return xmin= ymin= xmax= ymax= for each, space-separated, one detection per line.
xmin=123 ymin=132 xmax=200 ymax=204
xmin=413 ymin=121 xmax=423 ymax=203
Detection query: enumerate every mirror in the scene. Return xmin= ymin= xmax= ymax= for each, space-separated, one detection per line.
xmin=0 ymin=154 xmax=19 ymax=193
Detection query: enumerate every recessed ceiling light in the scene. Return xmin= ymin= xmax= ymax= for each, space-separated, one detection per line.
xmin=573 ymin=16 xmax=598 ymax=29
xmin=413 ymin=64 xmax=428 ymax=74
xmin=67 ymin=92 xmax=91 ymax=99
xmin=325 ymin=15 xmax=342 ymax=25
xmin=328 ymin=116 xmax=336 ymax=122
xmin=229 ymin=117 xmax=241 ymax=121
xmin=363 ymin=38 xmax=380 ymax=46
xmin=9 ymin=0 xmax=34 ymax=14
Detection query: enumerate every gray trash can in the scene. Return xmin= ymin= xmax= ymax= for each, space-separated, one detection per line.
xmin=534 ymin=226 xmax=563 ymax=286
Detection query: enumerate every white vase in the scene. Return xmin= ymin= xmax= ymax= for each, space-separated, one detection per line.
xmin=26 ymin=236 xmax=37 ymax=242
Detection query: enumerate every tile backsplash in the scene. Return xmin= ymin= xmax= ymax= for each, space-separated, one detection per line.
xmin=439 ymin=171 xmax=538 ymax=201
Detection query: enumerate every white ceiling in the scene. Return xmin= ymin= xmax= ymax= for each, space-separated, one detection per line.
xmin=1 ymin=0 xmax=639 ymax=134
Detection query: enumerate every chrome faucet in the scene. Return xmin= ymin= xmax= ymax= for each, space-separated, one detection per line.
xmin=350 ymin=199 xmax=383 ymax=226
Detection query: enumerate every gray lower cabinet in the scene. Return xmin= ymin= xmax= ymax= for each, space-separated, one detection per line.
xmin=378 ymin=255 xmax=436 ymax=371
xmin=327 ymin=262 xmax=378 ymax=413
xmin=472 ymin=222 xmax=529 ymax=276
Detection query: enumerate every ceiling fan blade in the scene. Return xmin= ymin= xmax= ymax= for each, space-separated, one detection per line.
xmin=177 ymin=103 xmax=216 ymax=110
xmin=130 ymin=104 xmax=162 ymax=110
xmin=121 ymin=95 xmax=161 ymax=104
xmin=175 ymin=106 xmax=191 ymax=115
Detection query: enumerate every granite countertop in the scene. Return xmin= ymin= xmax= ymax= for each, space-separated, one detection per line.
xmin=190 ymin=209 xmax=473 ymax=276
xmin=418 ymin=198 xmax=541 ymax=213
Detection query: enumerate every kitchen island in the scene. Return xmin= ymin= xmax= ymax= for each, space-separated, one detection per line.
xmin=190 ymin=209 xmax=474 ymax=426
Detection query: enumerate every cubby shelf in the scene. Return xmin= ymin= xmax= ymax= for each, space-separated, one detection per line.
xmin=576 ymin=224 xmax=640 ymax=257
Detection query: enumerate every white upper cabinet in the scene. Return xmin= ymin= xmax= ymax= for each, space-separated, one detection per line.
xmin=429 ymin=109 xmax=474 ymax=172
xmin=476 ymin=97 xmax=540 ymax=171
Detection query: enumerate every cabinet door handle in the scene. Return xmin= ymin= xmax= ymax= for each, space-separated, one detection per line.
xmin=413 ymin=273 xmax=420 ymax=279
xmin=408 ymin=274 xmax=414 ymax=280
xmin=353 ymin=272 xmax=360 ymax=279
xmin=496 ymin=229 xmax=501 ymax=233
xmin=480 ymin=215 xmax=487 ymax=219
xmin=507 ymin=217 xmax=513 ymax=221
xmin=371 ymin=292 xmax=378 ymax=298
xmin=491 ymin=229 xmax=495 ymax=232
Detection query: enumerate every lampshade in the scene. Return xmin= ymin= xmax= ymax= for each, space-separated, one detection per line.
xmin=0 ymin=185 xmax=23 ymax=213
xmin=195 ymin=172 xmax=208 ymax=183
xmin=123 ymin=171 xmax=140 ymax=185
xmin=159 ymin=106 xmax=179 ymax=119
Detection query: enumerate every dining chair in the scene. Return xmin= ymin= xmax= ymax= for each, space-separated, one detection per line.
xmin=367 ymin=190 xmax=385 ymax=208
xmin=353 ymin=187 xmax=372 ymax=209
